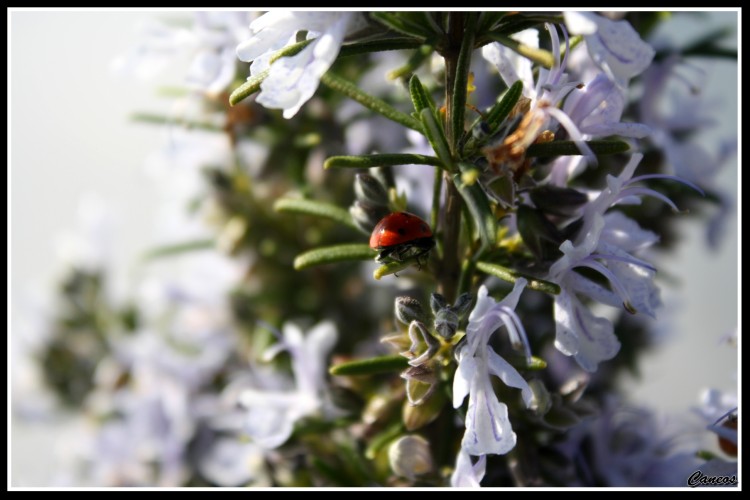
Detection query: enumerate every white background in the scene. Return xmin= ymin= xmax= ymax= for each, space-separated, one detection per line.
xmin=9 ymin=9 xmax=740 ymax=487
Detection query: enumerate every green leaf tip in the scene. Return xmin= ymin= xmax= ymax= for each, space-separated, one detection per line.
xmin=329 ymin=354 xmax=409 ymax=376
xmin=293 ymin=244 xmax=376 ymax=270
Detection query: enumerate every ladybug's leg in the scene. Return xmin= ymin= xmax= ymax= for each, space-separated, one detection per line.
xmin=390 ymin=244 xmax=414 ymax=263
xmin=377 ymin=247 xmax=395 ymax=263
xmin=414 ymin=248 xmax=430 ymax=270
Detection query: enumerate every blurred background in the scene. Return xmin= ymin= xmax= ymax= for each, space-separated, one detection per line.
xmin=9 ymin=10 xmax=739 ymax=486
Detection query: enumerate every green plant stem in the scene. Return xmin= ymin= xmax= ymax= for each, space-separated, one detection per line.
xmin=430 ymin=166 xmax=442 ymax=252
xmin=438 ymin=12 xmax=468 ymax=304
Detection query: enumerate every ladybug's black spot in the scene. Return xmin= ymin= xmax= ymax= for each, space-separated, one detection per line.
xmin=397 ymin=227 xmax=407 ymax=236
xmin=420 ymin=223 xmax=428 ymax=233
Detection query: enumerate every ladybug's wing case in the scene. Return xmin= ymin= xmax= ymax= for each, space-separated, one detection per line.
xmin=370 ymin=212 xmax=433 ymax=249
xmin=369 ymin=218 xmax=387 ymax=249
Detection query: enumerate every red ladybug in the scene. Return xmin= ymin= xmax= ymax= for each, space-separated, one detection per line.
xmin=369 ymin=212 xmax=435 ymax=267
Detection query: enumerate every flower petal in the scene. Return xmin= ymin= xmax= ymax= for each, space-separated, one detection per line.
xmin=452 ymin=349 xmax=476 ymax=409
xmin=566 ymin=12 xmax=655 ymax=83
xmin=461 ymin=373 xmax=517 ymax=455
xmin=554 ymin=291 xmax=620 ymax=372
xmin=256 ymin=13 xmax=353 ymax=118
xmin=450 ymin=449 xmax=486 ymax=487
xmin=486 ymin=347 xmax=533 ymax=407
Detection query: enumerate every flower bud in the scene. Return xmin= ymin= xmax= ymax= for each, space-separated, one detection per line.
xmin=394 ymin=296 xmax=429 ymax=326
xmin=433 ymin=308 xmax=459 ymax=339
xmin=388 ymin=435 xmax=434 ymax=480
xmin=354 ymin=173 xmax=389 ymax=207
xmin=350 ymin=200 xmax=389 ymax=233
xmin=452 ymin=292 xmax=473 ymax=318
xmin=559 ymin=374 xmax=589 ymax=404
xmin=528 ymin=379 xmax=552 ymax=415
xmin=402 ymin=384 xmax=446 ymax=431
xmin=429 ymin=293 xmax=448 ymax=315
xmin=401 ymin=364 xmax=436 ymax=406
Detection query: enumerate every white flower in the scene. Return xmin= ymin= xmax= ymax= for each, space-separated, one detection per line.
xmin=453 ymin=281 xmax=533 ymax=456
xmin=237 ymin=12 xmax=368 ymax=118
xmin=239 ymin=320 xmax=338 ymax=449
xmin=450 ymin=448 xmax=486 ymax=487
xmin=564 ymin=11 xmax=655 ymax=85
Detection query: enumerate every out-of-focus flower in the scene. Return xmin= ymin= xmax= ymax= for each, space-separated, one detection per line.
xmin=112 ymin=11 xmax=252 ymax=96
xmin=394 ymin=129 xmax=438 ymax=219
xmin=453 ymin=281 xmax=533 ymax=456
xmin=639 ymin=54 xmax=736 ymax=187
xmin=54 ymin=193 xmax=114 ymax=273
xmin=238 ymin=320 xmax=339 ymax=449
xmin=11 ymin=289 xmax=58 ymax=419
xmin=197 ymin=436 xmax=268 ymax=486
xmin=236 ymin=12 xmax=369 ymax=118
xmin=143 ymin=128 xmax=269 ymax=244
xmin=555 ymin=398 xmax=702 ymax=487
xmin=564 ymin=11 xmax=655 ymax=85
xmin=637 ymin=53 xmax=737 ymax=248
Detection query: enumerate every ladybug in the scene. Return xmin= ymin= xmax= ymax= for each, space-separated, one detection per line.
xmin=369 ymin=212 xmax=435 ymax=267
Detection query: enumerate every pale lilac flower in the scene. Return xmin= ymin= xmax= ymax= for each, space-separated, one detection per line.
xmin=197 ymin=436 xmax=268 ymax=486
xmin=555 ymin=398 xmax=702 ymax=487
xmin=547 ymin=153 xmax=701 ymax=371
xmin=73 ymin=328 xmax=230 ymax=486
xmin=236 ymin=12 xmax=369 ymax=118
xmin=112 ymin=12 xmax=252 ymax=96
xmin=453 ymin=281 xmax=534 ymax=456
xmin=482 ymin=23 xmax=598 ymax=169
xmin=238 ymin=320 xmax=339 ymax=449
xmin=564 ymin=11 xmax=655 ymax=85
xmin=541 ymin=12 xmax=655 ymax=183
xmin=639 ymin=54 xmax=736 ymax=186
xmin=546 ymin=72 xmax=651 ymax=185
xmin=143 ymin=127 xmax=269 ymax=244
xmin=61 ymin=241 xmax=244 ymax=487
xmin=11 ymin=289 xmax=58 ymax=420
xmin=637 ymin=54 xmax=737 ymax=248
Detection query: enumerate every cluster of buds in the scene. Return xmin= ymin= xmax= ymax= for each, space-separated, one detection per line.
xmin=384 ymin=292 xmax=473 ymax=408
